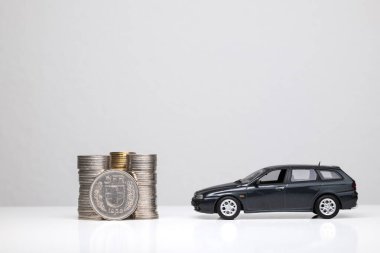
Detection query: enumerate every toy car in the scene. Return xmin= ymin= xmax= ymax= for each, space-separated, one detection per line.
xmin=191 ymin=164 xmax=358 ymax=219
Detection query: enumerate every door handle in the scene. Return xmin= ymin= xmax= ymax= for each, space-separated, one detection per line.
xmin=275 ymin=186 xmax=285 ymax=191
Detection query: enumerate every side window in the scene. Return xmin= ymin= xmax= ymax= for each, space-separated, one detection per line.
xmin=290 ymin=169 xmax=317 ymax=182
xmin=258 ymin=169 xmax=286 ymax=185
xmin=319 ymin=170 xmax=342 ymax=180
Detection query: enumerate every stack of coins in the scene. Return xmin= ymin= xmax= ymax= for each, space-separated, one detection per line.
xmin=77 ymin=155 xmax=110 ymax=220
xmin=129 ymin=154 xmax=158 ymax=219
xmin=110 ymin=152 xmax=135 ymax=170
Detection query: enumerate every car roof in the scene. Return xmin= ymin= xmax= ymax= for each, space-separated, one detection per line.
xmin=263 ymin=164 xmax=341 ymax=170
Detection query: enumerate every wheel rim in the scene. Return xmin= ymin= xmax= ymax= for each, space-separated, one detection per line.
xmin=319 ymin=198 xmax=336 ymax=216
xmin=220 ymin=199 xmax=237 ymax=216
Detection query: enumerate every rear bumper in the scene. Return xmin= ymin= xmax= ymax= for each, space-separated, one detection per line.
xmin=191 ymin=197 xmax=218 ymax=214
xmin=337 ymin=191 xmax=358 ymax=209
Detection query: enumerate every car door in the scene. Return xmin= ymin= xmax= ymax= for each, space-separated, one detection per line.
xmin=285 ymin=167 xmax=321 ymax=210
xmin=245 ymin=169 xmax=288 ymax=212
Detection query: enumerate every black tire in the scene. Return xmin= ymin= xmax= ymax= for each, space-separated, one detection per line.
xmin=315 ymin=195 xmax=340 ymax=219
xmin=216 ymin=196 xmax=241 ymax=220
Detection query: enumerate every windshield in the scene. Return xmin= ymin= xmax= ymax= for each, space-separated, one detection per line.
xmin=239 ymin=168 xmax=266 ymax=184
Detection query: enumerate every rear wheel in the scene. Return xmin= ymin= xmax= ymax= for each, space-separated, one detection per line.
xmin=315 ymin=195 xmax=340 ymax=219
xmin=217 ymin=197 xmax=241 ymax=220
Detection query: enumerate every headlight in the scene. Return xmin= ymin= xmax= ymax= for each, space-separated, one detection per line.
xmin=195 ymin=194 xmax=204 ymax=199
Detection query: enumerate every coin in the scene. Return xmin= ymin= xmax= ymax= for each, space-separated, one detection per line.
xmin=110 ymin=151 xmax=136 ymax=170
xmin=89 ymin=170 xmax=139 ymax=220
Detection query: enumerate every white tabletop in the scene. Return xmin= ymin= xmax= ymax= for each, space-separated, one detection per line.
xmin=0 ymin=205 xmax=378 ymax=253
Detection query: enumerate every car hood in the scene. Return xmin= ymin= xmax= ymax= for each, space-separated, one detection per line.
xmin=196 ymin=182 xmax=240 ymax=195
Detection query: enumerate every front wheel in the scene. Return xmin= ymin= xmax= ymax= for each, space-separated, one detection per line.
xmin=315 ymin=195 xmax=340 ymax=219
xmin=217 ymin=197 xmax=241 ymax=220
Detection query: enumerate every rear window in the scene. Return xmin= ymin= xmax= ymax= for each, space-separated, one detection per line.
xmin=319 ymin=170 xmax=342 ymax=180
xmin=290 ymin=169 xmax=317 ymax=182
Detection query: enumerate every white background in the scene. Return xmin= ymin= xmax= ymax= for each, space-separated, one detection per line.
xmin=0 ymin=0 xmax=379 ymax=206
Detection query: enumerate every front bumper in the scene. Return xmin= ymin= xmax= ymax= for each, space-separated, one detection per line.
xmin=191 ymin=197 xmax=219 ymax=214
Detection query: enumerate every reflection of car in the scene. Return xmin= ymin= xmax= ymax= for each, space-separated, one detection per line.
xmin=191 ymin=164 xmax=358 ymax=219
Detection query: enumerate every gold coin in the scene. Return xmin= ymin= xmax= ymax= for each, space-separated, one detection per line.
xmin=110 ymin=151 xmax=136 ymax=169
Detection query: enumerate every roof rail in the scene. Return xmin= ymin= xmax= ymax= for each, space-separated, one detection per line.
xmin=318 ymin=161 xmax=321 ymax=166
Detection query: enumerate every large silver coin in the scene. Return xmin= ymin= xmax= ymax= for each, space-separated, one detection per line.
xmin=89 ymin=170 xmax=139 ymax=220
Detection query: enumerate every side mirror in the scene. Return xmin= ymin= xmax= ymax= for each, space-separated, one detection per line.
xmin=251 ymin=180 xmax=259 ymax=187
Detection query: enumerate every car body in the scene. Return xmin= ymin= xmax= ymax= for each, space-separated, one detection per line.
xmin=191 ymin=164 xmax=358 ymax=219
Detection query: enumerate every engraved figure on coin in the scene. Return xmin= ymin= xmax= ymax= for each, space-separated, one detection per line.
xmin=105 ymin=175 xmax=126 ymax=208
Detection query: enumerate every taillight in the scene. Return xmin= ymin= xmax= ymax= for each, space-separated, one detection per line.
xmin=352 ymin=181 xmax=356 ymax=191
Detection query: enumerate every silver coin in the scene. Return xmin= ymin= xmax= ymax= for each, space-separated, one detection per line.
xmin=129 ymin=154 xmax=157 ymax=158
xmin=78 ymin=215 xmax=103 ymax=220
xmin=89 ymin=170 xmax=139 ymax=220
xmin=78 ymin=155 xmax=110 ymax=160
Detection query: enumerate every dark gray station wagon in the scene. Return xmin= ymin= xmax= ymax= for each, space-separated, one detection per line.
xmin=192 ymin=165 xmax=358 ymax=219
